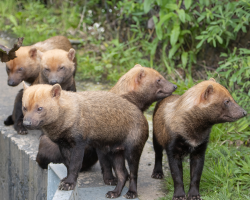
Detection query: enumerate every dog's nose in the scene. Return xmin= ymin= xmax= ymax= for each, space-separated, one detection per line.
xmin=243 ymin=110 xmax=247 ymax=116
xmin=23 ymin=120 xmax=32 ymax=128
xmin=8 ymin=79 xmax=16 ymax=86
xmin=50 ymin=80 xmax=58 ymax=85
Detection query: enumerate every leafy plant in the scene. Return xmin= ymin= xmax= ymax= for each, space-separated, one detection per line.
xmin=160 ymin=144 xmax=250 ymax=200
xmin=212 ymin=48 xmax=250 ymax=142
xmin=144 ymin=0 xmax=250 ymax=74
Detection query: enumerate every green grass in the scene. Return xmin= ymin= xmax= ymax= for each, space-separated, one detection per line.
xmin=0 ymin=0 xmax=81 ymax=45
xmin=160 ymin=143 xmax=250 ymax=200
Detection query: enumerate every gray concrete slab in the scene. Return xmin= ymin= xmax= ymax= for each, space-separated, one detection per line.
xmin=0 ymin=58 xmax=47 ymax=200
xmin=79 ymin=186 xmax=138 ymax=200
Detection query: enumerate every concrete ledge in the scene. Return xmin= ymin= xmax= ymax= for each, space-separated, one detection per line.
xmin=48 ymin=164 xmax=78 ymax=200
xmin=0 ymin=125 xmax=47 ymax=200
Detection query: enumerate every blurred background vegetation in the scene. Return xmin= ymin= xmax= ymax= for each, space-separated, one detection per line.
xmin=1 ymin=0 xmax=250 ymax=199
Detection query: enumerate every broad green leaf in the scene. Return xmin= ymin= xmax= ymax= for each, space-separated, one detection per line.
xmin=154 ymin=16 xmax=163 ymax=40
xmin=144 ymin=0 xmax=152 ymax=13
xmin=169 ymin=43 xmax=181 ymax=59
xmin=158 ymin=13 xmax=175 ymax=27
xmin=170 ymin=25 xmax=180 ymax=46
xmin=165 ymin=3 xmax=178 ymax=10
xmin=155 ymin=25 xmax=162 ymax=40
xmin=238 ymin=123 xmax=249 ymax=132
xmin=181 ymin=30 xmax=191 ymax=35
xmin=205 ymin=0 xmax=210 ymax=6
xmin=150 ymin=38 xmax=159 ymax=55
xmin=240 ymin=48 xmax=250 ymax=55
xmin=197 ymin=15 xmax=206 ymax=23
xmin=155 ymin=13 xmax=177 ymax=40
xmin=181 ymin=52 xmax=188 ymax=68
xmin=153 ymin=16 xmax=158 ymax=24
xmin=185 ymin=13 xmax=192 ymax=21
xmin=177 ymin=9 xmax=185 ymax=23
xmin=216 ymin=35 xmax=223 ymax=44
xmin=196 ymin=39 xmax=205 ymax=49
xmin=9 ymin=15 xmax=18 ymax=26
xmin=212 ymin=38 xmax=216 ymax=47
xmin=196 ymin=35 xmax=205 ymax=40
xmin=184 ymin=0 xmax=192 ymax=9
xmin=220 ymin=53 xmax=228 ymax=57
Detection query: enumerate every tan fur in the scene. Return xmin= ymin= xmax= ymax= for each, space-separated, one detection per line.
xmin=33 ymin=49 xmax=76 ymax=91
xmin=22 ymin=84 xmax=148 ymax=196
xmin=35 ymin=63 xmax=176 ymax=175
xmin=110 ymin=64 xmax=166 ymax=95
xmin=109 ymin=64 xmax=177 ymax=111
xmin=152 ymin=79 xmax=246 ymax=199
xmin=6 ymin=36 xmax=73 ymax=86
xmin=22 ymin=84 xmax=148 ymax=142
xmin=154 ymin=80 xmax=237 ymax=147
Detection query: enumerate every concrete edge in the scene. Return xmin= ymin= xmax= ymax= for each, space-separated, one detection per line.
xmin=48 ymin=163 xmax=78 ymax=200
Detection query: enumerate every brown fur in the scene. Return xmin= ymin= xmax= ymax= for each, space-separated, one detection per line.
xmin=36 ymin=64 xmax=177 ymax=179
xmin=5 ymin=36 xmax=75 ymax=86
xmin=33 ymin=48 xmax=76 ymax=91
xmin=154 ymin=80 xmax=244 ymax=147
xmin=110 ymin=64 xmax=177 ymax=111
xmin=4 ymin=48 xmax=76 ymax=134
xmin=22 ymin=83 xmax=148 ymax=198
xmin=152 ymin=79 xmax=247 ymax=200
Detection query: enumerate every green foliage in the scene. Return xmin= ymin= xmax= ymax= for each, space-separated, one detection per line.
xmin=0 ymin=1 xmax=81 ymax=45
xmin=1 ymin=0 xmax=249 ymax=82
xmin=211 ymin=48 xmax=250 ymax=142
xmin=160 ymin=144 xmax=250 ymax=200
xmin=146 ymin=0 xmax=250 ymax=73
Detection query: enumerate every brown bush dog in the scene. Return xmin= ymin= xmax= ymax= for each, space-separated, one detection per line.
xmin=4 ymin=35 xmax=76 ymax=129
xmin=4 ymin=48 xmax=77 ymax=135
xmin=99 ymin=64 xmax=177 ymax=185
xmin=152 ymin=78 xmax=247 ymax=200
xmin=33 ymin=48 xmax=76 ymax=91
xmin=22 ymin=83 xmax=149 ymax=199
xmin=5 ymin=35 xmax=75 ymax=87
xmin=35 ymin=64 xmax=177 ymax=184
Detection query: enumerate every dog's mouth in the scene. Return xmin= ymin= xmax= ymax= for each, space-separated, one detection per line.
xmin=222 ymin=115 xmax=239 ymax=122
xmin=157 ymin=90 xmax=172 ymax=96
xmin=23 ymin=120 xmax=44 ymax=129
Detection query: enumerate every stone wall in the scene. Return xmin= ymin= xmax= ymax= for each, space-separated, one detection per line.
xmin=0 ymin=125 xmax=47 ymax=200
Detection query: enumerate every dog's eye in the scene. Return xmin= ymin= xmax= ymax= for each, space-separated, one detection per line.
xmin=157 ymin=79 xmax=161 ymax=83
xmin=60 ymin=66 xmax=64 ymax=70
xmin=224 ymin=100 xmax=230 ymax=105
xmin=18 ymin=67 xmax=23 ymax=72
xmin=23 ymin=106 xmax=27 ymax=111
xmin=37 ymin=107 xmax=43 ymax=112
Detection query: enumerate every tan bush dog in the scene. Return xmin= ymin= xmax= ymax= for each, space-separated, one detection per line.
xmin=36 ymin=64 xmax=177 ymax=185
xmin=152 ymin=78 xmax=247 ymax=200
xmin=22 ymin=83 xmax=149 ymax=199
xmin=5 ymin=35 xmax=75 ymax=87
xmin=4 ymin=35 xmax=76 ymax=131
xmin=4 ymin=48 xmax=76 ymax=135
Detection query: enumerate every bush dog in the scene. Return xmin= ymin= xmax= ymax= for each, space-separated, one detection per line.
xmin=152 ymin=78 xmax=247 ymax=200
xmin=4 ymin=35 xmax=76 ymax=130
xmin=4 ymin=48 xmax=76 ymax=135
xmin=5 ymin=35 xmax=74 ymax=87
xmin=22 ymin=83 xmax=149 ymax=199
xmin=35 ymin=64 xmax=177 ymax=184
